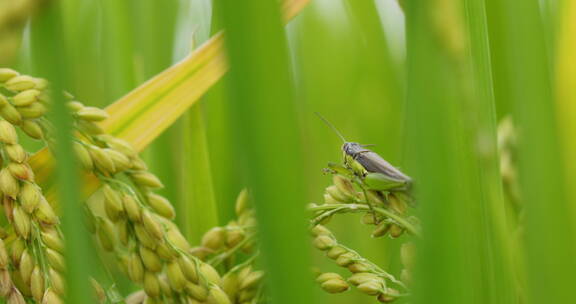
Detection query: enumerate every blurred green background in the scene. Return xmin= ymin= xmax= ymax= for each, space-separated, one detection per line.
xmin=2 ymin=0 xmax=575 ymax=303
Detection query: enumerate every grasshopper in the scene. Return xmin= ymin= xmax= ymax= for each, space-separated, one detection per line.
xmin=316 ymin=113 xmax=412 ymax=192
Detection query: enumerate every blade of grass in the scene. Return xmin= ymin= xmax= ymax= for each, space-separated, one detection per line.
xmin=461 ymin=0 xmax=520 ymax=301
xmin=29 ymin=2 xmax=95 ymax=302
xmin=131 ymin=0 xmax=180 ymax=226
xmin=101 ymin=0 xmax=137 ymax=101
xmin=486 ymin=0 xmax=576 ymax=303
xmin=556 ymin=0 xmax=576 ymax=219
xmin=216 ymin=1 xmax=314 ymax=304
xmin=59 ymin=0 xmax=107 ymax=104
xmin=175 ymin=0 xmax=220 ymax=240
xmin=178 ymin=104 xmax=218 ymax=242
xmin=405 ymin=0 xmax=515 ymax=303
xmin=203 ymin=81 xmax=239 ymax=222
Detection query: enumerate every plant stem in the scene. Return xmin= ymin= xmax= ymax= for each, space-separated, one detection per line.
xmin=309 ymin=204 xmax=420 ymax=236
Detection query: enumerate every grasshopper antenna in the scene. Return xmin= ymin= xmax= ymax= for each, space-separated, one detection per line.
xmin=315 ymin=112 xmax=347 ymax=143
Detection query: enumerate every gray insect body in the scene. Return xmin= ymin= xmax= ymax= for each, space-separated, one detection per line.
xmin=343 ymin=142 xmax=412 ymax=183
xmin=315 ymin=113 xmax=412 ymax=185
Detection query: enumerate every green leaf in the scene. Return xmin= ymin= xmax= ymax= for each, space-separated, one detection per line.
xmin=216 ymin=0 xmax=314 ymax=303
xmin=487 ymin=0 xmax=576 ymax=303
xmin=30 ymin=0 xmax=310 ymax=186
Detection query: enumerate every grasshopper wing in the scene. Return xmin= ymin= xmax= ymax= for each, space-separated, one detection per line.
xmin=355 ymin=150 xmax=411 ymax=183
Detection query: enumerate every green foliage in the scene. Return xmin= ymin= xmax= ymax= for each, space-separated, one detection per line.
xmin=2 ymin=0 xmax=574 ymax=303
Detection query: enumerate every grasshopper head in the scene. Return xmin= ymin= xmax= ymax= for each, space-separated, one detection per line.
xmin=342 ymin=142 xmax=364 ymax=158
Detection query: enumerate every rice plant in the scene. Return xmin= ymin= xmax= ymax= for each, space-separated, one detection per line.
xmin=0 ymin=0 xmax=574 ymax=303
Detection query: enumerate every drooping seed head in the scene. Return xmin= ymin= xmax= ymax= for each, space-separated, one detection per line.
xmin=30 ymin=266 xmax=44 ymax=301
xmin=201 ymin=227 xmax=225 ymax=251
xmin=106 ymin=149 xmax=132 ymax=172
xmin=96 ymin=217 xmax=116 ymax=251
xmin=10 ymin=239 xmax=24 ymax=266
xmin=143 ymin=272 xmax=161 ymax=298
xmin=336 ymin=252 xmax=356 ymax=267
xmin=142 ymin=210 xmax=164 ymax=240
xmin=76 ymin=107 xmax=109 ymax=122
xmin=326 ymin=245 xmax=347 ymax=260
xmin=128 ymin=253 xmax=144 ymax=283
xmin=89 ymin=146 xmax=115 ymax=174
xmin=41 ymin=231 xmax=65 ymax=254
xmin=0 ymin=269 xmax=11 ymax=297
xmin=389 ymin=224 xmax=404 ymax=238
xmin=102 ymin=185 xmax=124 ymax=222
xmin=310 ymin=224 xmax=331 ymax=237
xmin=0 ymin=167 xmax=19 ymax=198
xmin=325 ymin=185 xmax=349 ymax=203
xmin=12 ymin=89 xmax=41 ymax=107
xmin=357 ymin=280 xmax=383 ymax=296
xmin=348 ymin=273 xmax=381 ymax=286
xmin=146 ymin=193 xmax=175 ymax=219
xmin=139 ymin=246 xmax=162 ymax=273
xmin=46 ymin=249 xmax=65 ymax=273
xmin=73 ymin=142 xmax=93 ymax=170
xmin=239 ymin=270 xmax=264 ymax=290
xmin=41 ymin=288 xmax=63 ymax=304
xmin=166 ymin=225 xmax=191 ymax=251
xmin=5 ymin=144 xmax=26 ymax=163
xmin=0 ymin=104 xmax=22 ymax=125
xmin=122 ymin=194 xmax=141 ymax=222
xmin=377 ymin=289 xmax=399 ymax=303
xmin=13 ymin=206 xmax=30 ymax=239
xmin=320 ymin=279 xmax=349 ymax=294
xmin=66 ymin=101 xmax=84 ymax=112
xmin=8 ymin=163 xmax=33 ymax=181
xmin=184 ymin=283 xmax=208 ymax=302
xmin=0 ymin=239 xmax=8 ymax=269
xmin=134 ymin=224 xmax=157 ymax=249
xmin=0 ymin=120 xmax=17 ymax=144
xmin=7 ymin=287 xmax=26 ymax=304
xmin=130 ymin=171 xmax=164 ymax=189
xmin=0 ymin=94 xmax=8 ymax=108
xmin=348 ymin=262 xmax=371 ymax=273
xmin=313 ymin=235 xmax=336 ymax=251
xmin=155 ymin=241 xmax=179 ymax=261
xmin=225 ymin=227 xmax=245 ymax=248
xmin=178 ymin=255 xmax=199 ymax=284
xmin=49 ymin=269 xmax=65 ymax=295
xmin=235 ymin=189 xmax=249 ymax=216
xmin=207 ymin=285 xmax=231 ymax=304
xmin=333 ymin=175 xmax=356 ymax=199
xmin=34 ymin=197 xmax=59 ymax=225
xmin=19 ymin=249 xmax=34 ymax=284
xmin=372 ymin=222 xmax=391 ymax=238
xmin=5 ymin=75 xmax=37 ymax=91
xmin=0 ymin=68 xmax=19 ymax=82
xmin=316 ymin=272 xmax=343 ymax=284
xmin=166 ymin=261 xmax=186 ymax=292
xmin=20 ymin=120 xmax=43 ymax=140
xmin=17 ymin=102 xmax=46 ymax=119
xmin=19 ymin=182 xmax=41 ymax=213
xmin=221 ymin=271 xmax=239 ymax=300
xmin=100 ymin=136 xmax=136 ymax=157
xmin=199 ymin=263 xmax=222 ymax=285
